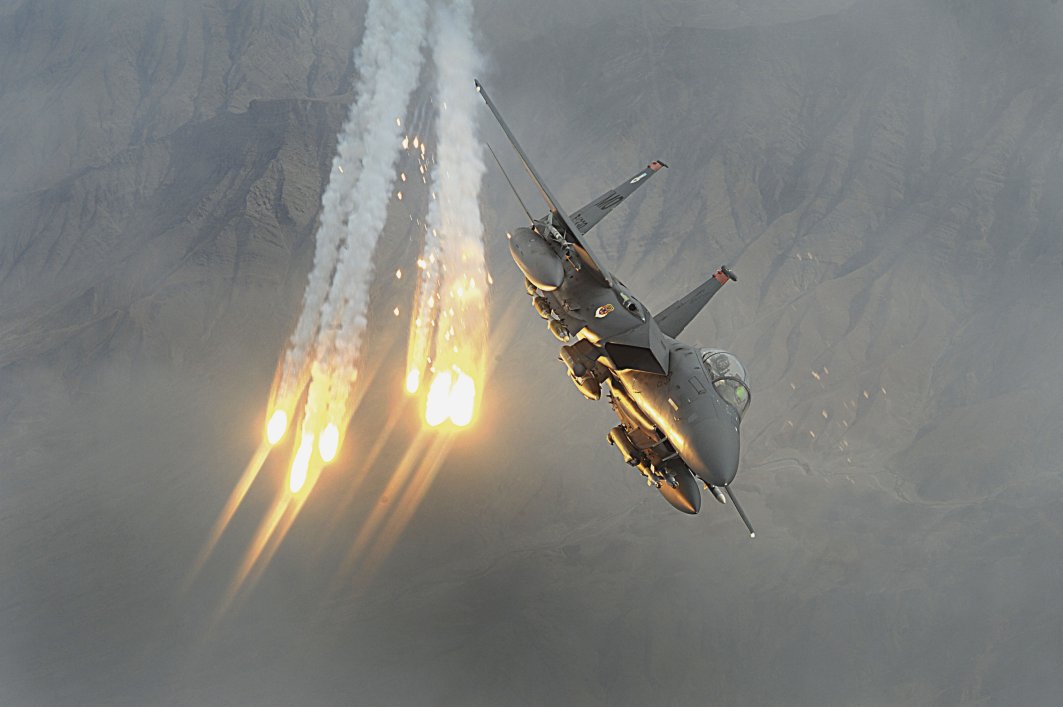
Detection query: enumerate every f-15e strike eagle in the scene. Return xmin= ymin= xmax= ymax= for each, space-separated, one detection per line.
xmin=476 ymin=80 xmax=755 ymax=536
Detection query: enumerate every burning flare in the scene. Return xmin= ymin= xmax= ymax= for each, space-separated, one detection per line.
xmin=266 ymin=410 xmax=288 ymax=445
xmin=448 ymin=369 xmax=476 ymax=427
xmin=423 ymin=366 xmax=477 ymax=428
xmin=319 ymin=423 xmax=340 ymax=463
xmin=424 ymin=370 xmax=454 ymax=427
xmin=405 ymin=367 xmax=421 ymax=394
xmin=289 ymin=433 xmax=315 ymax=494
xmin=403 ymin=0 xmax=488 ymax=431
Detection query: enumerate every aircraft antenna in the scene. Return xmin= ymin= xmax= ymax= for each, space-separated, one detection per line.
xmin=723 ymin=486 xmax=755 ymax=538
xmin=486 ymin=142 xmax=533 ymax=222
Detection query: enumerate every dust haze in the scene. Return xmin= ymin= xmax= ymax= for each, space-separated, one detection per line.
xmin=2 ymin=0 xmax=1063 ymax=704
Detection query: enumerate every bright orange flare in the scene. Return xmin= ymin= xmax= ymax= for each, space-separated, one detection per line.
xmin=405 ymin=367 xmax=421 ymax=395
xmin=319 ymin=423 xmax=340 ymax=463
xmin=266 ymin=410 xmax=288 ymax=445
xmin=289 ymin=433 xmax=314 ymax=493
xmin=421 ymin=367 xmax=477 ymax=427
xmin=424 ymin=370 xmax=453 ymax=427
xmin=448 ymin=370 xmax=476 ymax=427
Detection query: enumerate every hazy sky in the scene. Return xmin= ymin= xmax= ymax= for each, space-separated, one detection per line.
xmin=2 ymin=1 xmax=1063 ymax=704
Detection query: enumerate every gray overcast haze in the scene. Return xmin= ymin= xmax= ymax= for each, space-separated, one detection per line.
xmin=2 ymin=0 xmax=1063 ymax=704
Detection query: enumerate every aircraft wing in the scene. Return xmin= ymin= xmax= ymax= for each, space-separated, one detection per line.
xmin=570 ymin=161 xmax=667 ymax=234
xmin=655 ymin=267 xmax=736 ymax=338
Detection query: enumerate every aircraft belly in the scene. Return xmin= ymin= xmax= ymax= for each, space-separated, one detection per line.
xmin=617 ymin=356 xmax=741 ymax=488
xmin=551 ymin=278 xmax=669 ymax=374
xmin=556 ymin=282 xmax=636 ymax=340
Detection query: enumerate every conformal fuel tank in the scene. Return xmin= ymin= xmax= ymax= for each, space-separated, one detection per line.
xmin=509 ymin=227 xmax=564 ymax=291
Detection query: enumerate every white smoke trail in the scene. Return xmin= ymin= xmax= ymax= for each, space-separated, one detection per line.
xmin=427 ymin=0 xmax=487 ymax=274
xmin=404 ymin=216 xmax=443 ymax=394
xmin=276 ymin=0 xmax=492 ymax=467
xmin=275 ymin=0 xmax=428 ymax=410
xmin=405 ymin=0 xmax=489 ymax=424
xmin=311 ymin=0 xmax=430 ymax=424
xmin=240 ymin=0 xmax=490 ymax=584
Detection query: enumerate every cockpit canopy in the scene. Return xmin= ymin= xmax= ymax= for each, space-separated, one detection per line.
xmin=700 ymin=349 xmax=751 ymax=418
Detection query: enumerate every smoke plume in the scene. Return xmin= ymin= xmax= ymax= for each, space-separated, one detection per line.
xmin=260 ymin=0 xmax=490 ymax=499
xmin=274 ymin=0 xmax=430 ymax=417
xmin=406 ymin=0 xmax=490 ymax=419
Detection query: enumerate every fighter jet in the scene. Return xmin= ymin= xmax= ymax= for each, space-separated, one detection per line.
xmin=476 ymin=81 xmax=755 ymax=536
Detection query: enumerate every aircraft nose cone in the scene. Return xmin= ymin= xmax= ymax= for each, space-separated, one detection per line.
xmin=685 ymin=419 xmax=740 ymax=488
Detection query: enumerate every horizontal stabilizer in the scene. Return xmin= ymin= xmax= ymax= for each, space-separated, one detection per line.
xmin=570 ymin=161 xmax=667 ymax=234
xmin=655 ymin=266 xmax=736 ymax=338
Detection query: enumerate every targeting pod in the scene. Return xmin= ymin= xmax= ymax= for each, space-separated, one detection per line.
xmin=704 ymin=483 xmax=728 ymax=505
xmin=608 ymin=425 xmax=643 ymax=466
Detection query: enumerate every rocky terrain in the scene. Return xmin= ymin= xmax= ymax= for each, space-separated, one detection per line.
xmin=2 ymin=0 xmax=1063 ymax=704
